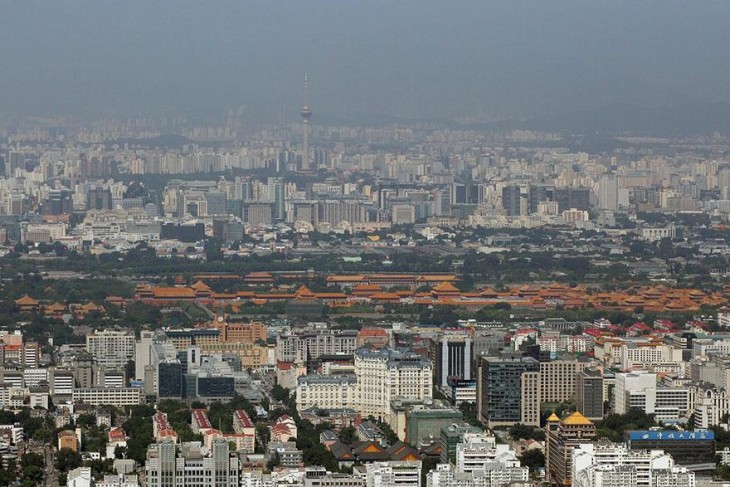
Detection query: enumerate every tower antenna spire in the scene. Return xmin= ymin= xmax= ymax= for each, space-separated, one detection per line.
xmin=300 ymin=72 xmax=312 ymax=172
xmin=304 ymin=72 xmax=309 ymax=105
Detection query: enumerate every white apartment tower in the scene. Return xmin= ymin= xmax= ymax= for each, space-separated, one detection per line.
xmin=86 ymin=330 xmax=135 ymax=369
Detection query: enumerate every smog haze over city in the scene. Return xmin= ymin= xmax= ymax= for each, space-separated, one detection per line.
xmin=2 ymin=0 xmax=730 ymax=131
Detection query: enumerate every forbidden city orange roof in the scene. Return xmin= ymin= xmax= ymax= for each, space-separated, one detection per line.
xmin=190 ymin=281 xmax=212 ymax=292
xmin=152 ymin=288 xmax=196 ymax=299
xmin=432 ymin=282 xmax=461 ymax=294
xmin=15 ymin=295 xmax=39 ymax=306
xmin=131 ymin=277 xmax=730 ymax=313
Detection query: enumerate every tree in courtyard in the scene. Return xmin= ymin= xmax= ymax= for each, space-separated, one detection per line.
xmin=519 ymin=449 xmax=545 ymax=474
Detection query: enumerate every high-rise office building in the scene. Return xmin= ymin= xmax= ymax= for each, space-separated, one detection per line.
xmin=268 ymin=177 xmax=285 ymax=221
xmin=502 ymin=185 xmax=522 ymax=216
xmin=243 ymin=202 xmax=274 ymax=227
xmin=87 ymin=186 xmax=113 ymax=210
xmin=22 ymin=342 xmax=40 ymax=369
xmin=205 ymin=190 xmax=228 ymax=216
xmin=433 ymin=329 xmax=473 ymax=389
xmin=598 ymin=175 xmax=620 ymax=211
xmin=135 ymin=331 xmax=155 ymax=382
xmin=576 ymin=368 xmax=605 ymax=420
xmin=42 ymin=189 xmax=73 ymax=215
xmin=528 ymin=185 xmax=554 ymax=214
xmin=391 ymin=204 xmax=416 ymax=225
xmin=158 ymin=361 xmax=184 ymax=399
xmin=72 ymin=352 xmax=95 ymax=388
xmin=5 ymin=151 xmax=26 ymax=177
xmin=86 ymin=330 xmax=135 ymax=369
xmin=452 ymin=182 xmax=485 ymax=205
xmin=554 ymin=187 xmax=590 ymax=212
xmin=149 ymin=342 xmax=184 ymax=399
xmin=477 ymin=353 xmax=540 ymax=427
xmin=355 ymin=348 xmax=432 ymax=420
xmin=539 ymin=360 xmax=585 ymax=404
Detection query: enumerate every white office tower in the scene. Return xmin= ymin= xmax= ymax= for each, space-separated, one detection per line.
xmin=613 ymin=371 xmax=691 ymax=422
xmin=86 ymin=329 xmax=135 ymax=369
xmin=572 ymin=441 xmax=694 ymax=487
xmin=135 ymin=330 xmax=155 ymax=381
xmin=598 ymin=175 xmax=620 ymax=211
xmin=614 ymin=372 xmax=657 ymax=415
xmin=364 ymin=461 xmax=422 ymax=487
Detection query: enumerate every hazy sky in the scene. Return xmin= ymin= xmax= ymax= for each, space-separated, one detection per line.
xmin=1 ymin=1 xmax=729 ymax=124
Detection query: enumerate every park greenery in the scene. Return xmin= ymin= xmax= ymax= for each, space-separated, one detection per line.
xmin=594 ymin=409 xmax=658 ymax=442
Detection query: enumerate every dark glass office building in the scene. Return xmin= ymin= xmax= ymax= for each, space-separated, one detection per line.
xmin=157 ymin=361 xmax=183 ymax=399
xmin=478 ymin=353 xmax=539 ymax=426
xmin=197 ymin=376 xmax=235 ymax=400
xmin=553 ymin=187 xmax=590 ymax=212
xmin=576 ymin=368 xmax=604 ymax=420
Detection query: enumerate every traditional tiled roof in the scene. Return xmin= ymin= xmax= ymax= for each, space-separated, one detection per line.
xmin=15 ymin=295 xmax=39 ymax=306
xmin=387 ymin=441 xmax=421 ymax=461
xmin=369 ymin=293 xmax=401 ymax=301
xmin=44 ymin=302 xmax=66 ymax=312
xmin=245 ymin=271 xmax=274 ymax=279
xmin=190 ymin=281 xmax=212 ymax=291
xmin=563 ymin=411 xmax=593 ymax=426
xmin=432 ymin=282 xmax=460 ymax=293
xmin=151 ymin=287 xmax=196 ymax=299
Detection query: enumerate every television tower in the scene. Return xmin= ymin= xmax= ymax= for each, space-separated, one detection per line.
xmin=300 ymin=73 xmax=312 ymax=172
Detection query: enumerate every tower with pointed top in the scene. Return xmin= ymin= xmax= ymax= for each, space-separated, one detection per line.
xmin=546 ymin=411 xmax=596 ymax=486
xmin=300 ymin=73 xmax=312 ymax=172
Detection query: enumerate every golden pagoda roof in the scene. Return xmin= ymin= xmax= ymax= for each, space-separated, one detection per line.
xmin=562 ymin=411 xmax=593 ymax=426
xmin=546 ymin=412 xmax=560 ymax=422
